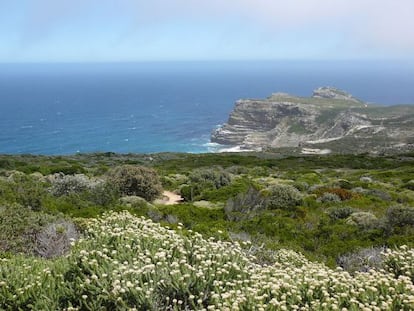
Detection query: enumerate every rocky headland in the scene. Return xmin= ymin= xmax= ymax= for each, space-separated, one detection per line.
xmin=211 ymin=87 xmax=414 ymax=154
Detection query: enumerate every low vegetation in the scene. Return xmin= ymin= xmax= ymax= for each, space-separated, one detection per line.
xmin=0 ymin=152 xmax=414 ymax=309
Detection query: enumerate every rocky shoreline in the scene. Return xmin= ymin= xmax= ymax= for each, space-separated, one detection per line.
xmin=211 ymin=87 xmax=414 ymax=154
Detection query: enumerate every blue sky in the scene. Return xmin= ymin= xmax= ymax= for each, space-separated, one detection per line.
xmin=1 ymin=0 xmax=414 ymax=62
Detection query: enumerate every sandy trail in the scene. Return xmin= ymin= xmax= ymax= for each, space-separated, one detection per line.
xmin=159 ymin=191 xmax=183 ymax=205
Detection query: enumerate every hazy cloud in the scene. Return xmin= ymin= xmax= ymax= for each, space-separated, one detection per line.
xmin=1 ymin=0 xmax=414 ymax=61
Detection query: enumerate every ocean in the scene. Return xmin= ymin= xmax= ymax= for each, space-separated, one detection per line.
xmin=0 ymin=60 xmax=413 ymax=155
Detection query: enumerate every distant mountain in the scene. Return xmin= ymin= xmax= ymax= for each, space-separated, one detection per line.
xmin=211 ymin=87 xmax=414 ymax=154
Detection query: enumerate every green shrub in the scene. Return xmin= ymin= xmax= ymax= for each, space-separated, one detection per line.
xmin=224 ymin=187 xmax=267 ymax=221
xmin=180 ymin=167 xmax=232 ymax=201
xmin=403 ymin=180 xmax=414 ymax=190
xmin=336 ymin=179 xmax=353 ymax=190
xmin=385 ymin=205 xmax=414 ymax=227
xmin=315 ymin=187 xmax=355 ymax=201
xmin=50 ymin=174 xmax=92 ymax=197
xmin=188 ymin=167 xmax=232 ymax=189
xmin=0 ymin=204 xmax=55 ymax=254
xmin=318 ymin=192 xmax=341 ymax=203
xmin=83 ymin=181 xmax=120 ymax=206
xmin=0 ymin=174 xmax=47 ymax=211
xmin=264 ymin=184 xmax=302 ymax=210
xmin=346 ymin=212 xmax=378 ymax=230
xmin=327 ymin=206 xmax=355 ymax=220
xmin=107 ymin=165 xmax=163 ymax=201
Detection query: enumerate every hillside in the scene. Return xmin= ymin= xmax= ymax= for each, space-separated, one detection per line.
xmin=211 ymin=87 xmax=414 ymax=154
xmin=1 ymin=152 xmax=414 ymax=309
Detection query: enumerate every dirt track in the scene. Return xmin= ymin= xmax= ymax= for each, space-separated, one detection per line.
xmin=160 ymin=191 xmax=183 ymax=205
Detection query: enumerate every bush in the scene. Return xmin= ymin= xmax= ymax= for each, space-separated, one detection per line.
xmin=35 ymin=219 xmax=79 ymax=258
xmin=336 ymin=179 xmax=352 ymax=190
xmin=84 ymin=181 xmax=120 ymax=206
xmin=224 ymin=187 xmax=267 ymax=221
xmin=0 ymin=174 xmax=47 ymax=211
xmin=385 ymin=205 xmax=414 ymax=227
xmin=180 ymin=168 xmax=232 ymax=201
xmin=107 ymin=165 xmax=163 ymax=202
xmin=327 ymin=206 xmax=355 ymax=220
xmin=318 ymin=192 xmax=341 ymax=203
xmin=0 ymin=204 xmax=55 ymax=254
xmin=188 ymin=167 xmax=232 ymax=189
xmin=346 ymin=212 xmax=378 ymax=230
xmin=264 ymin=184 xmax=302 ymax=210
xmin=50 ymin=174 xmax=92 ymax=197
xmin=315 ymin=187 xmax=355 ymax=201
xmin=403 ymin=180 xmax=414 ymax=190
xmin=337 ymin=246 xmax=386 ymax=273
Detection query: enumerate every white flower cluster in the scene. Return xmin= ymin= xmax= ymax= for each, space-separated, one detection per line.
xmin=1 ymin=211 xmax=413 ymax=310
xmin=383 ymin=245 xmax=414 ymax=282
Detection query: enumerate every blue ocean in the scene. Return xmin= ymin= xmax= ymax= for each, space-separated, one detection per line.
xmin=0 ymin=61 xmax=413 ymax=155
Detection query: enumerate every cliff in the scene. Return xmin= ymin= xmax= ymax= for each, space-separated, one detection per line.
xmin=211 ymin=87 xmax=414 ymax=154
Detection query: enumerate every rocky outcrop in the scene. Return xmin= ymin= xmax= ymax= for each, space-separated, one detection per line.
xmin=211 ymin=87 xmax=414 ymax=153
xmin=312 ymin=86 xmax=362 ymax=103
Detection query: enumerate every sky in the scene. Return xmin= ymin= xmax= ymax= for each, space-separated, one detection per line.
xmin=1 ymin=0 xmax=414 ymax=62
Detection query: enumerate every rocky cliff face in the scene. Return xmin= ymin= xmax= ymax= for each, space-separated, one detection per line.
xmin=211 ymin=87 xmax=414 ymax=154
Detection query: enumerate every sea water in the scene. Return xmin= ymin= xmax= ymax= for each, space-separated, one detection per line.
xmin=0 ymin=60 xmax=413 ymax=155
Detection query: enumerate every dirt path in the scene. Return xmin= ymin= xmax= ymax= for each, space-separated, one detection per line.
xmin=157 ymin=191 xmax=183 ymax=205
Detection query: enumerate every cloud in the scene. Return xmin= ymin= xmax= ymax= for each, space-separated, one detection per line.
xmin=3 ymin=0 xmax=414 ymax=60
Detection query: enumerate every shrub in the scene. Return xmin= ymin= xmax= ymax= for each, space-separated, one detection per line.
xmin=318 ymin=192 xmax=341 ymax=203
xmin=107 ymin=165 xmax=163 ymax=202
xmin=292 ymin=181 xmax=309 ymax=192
xmin=346 ymin=212 xmax=378 ymax=230
xmin=188 ymin=167 xmax=232 ymax=189
xmin=336 ymin=179 xmax=352 ymax=190
xmin=328 ymin=206 xmax=355 ymax=220
xmin=368 ymin=189 xmax=392 ymax=201
xmin=385 ymin=205 xmax=414 ymax=227
xmin=383 ymin=245 xmax=414 ymax=282
xmin=315 ymin=187 xmax=355 ymax=201
xmin=0 ymin=174 xmax=47 ymax=211
xmin=264 ymin=184 xmax=302 ymax=210
xmin=360 ymin=176 xmax=373 ymax=183
xmin=0 ymin=204 xmax=55 ymax=254
xmin=50 ymin=174 xmax=91 ymax=197
xmin=403 ymin=180 xmax=414 ymax=190
xmin=119 ymin=195 xmax=150 ymax=209
xmin=83 ymin=181 xmax=120 ymax=206
xmin=224 ymin=187 xmax=267 ymax=221
xmin=180 ymin=168 xmax=232 ymax=201
xmin=35 ymin=219 xmax=79 ymax=258
xmin=337 ymin=246 xmax=386 ymax=273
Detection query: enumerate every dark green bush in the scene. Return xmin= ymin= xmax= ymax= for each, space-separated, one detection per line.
xmin=0 ymin=174 xmax=47 ymax=211
xmin=328 ymin=206 xmax=355 ymax=220
xmin=264 ymin=184 xmax=302 ymax=210
xmin=180 ymin=167 xmax=232 ymax=201
xmin=0 ymin=204 xmax=55 ymax=254
xmin=385 ymin=205 xmax=414 ymax=227
xmin=107 ymin=165 xmax=163 ymax=201
xmin=83 ymin=181 xmax=120 ymax=206
xmin=188 ymin=167 xmax=232 ymax=189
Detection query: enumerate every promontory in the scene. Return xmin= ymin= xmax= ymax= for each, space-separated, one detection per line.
xmin=211 ymin=87 xmax=414 ymax=154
